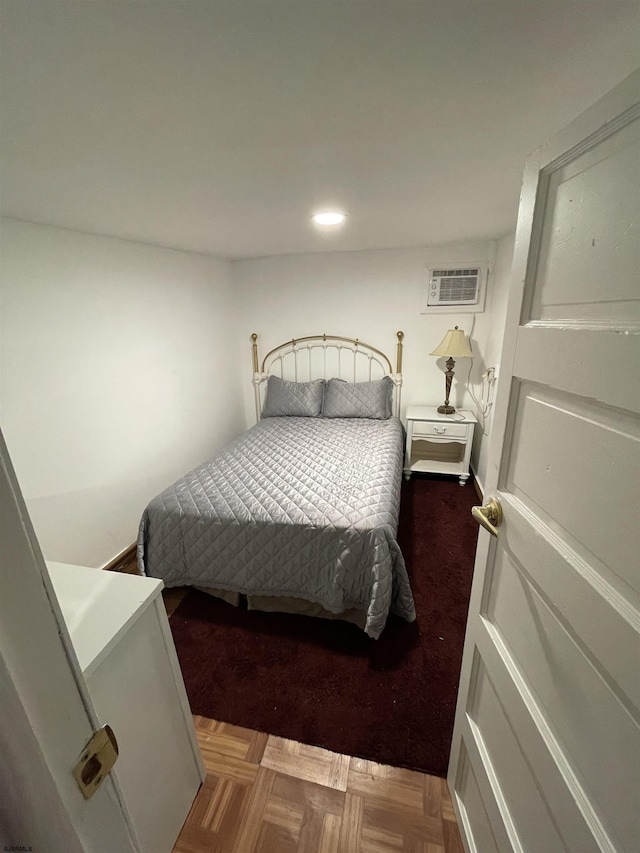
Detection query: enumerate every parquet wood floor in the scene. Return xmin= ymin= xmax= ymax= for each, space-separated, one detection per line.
xmin=173 ymin=717 xmax=463 ymax=853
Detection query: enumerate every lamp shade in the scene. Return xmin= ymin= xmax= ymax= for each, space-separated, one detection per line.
xmin=429 ymin=327 xmax=473 ymax=358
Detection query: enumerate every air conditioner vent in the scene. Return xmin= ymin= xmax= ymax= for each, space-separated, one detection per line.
xmin=431 ymin=269 xmax=479 ymax=277
xmin=427 ymin=267 xmax=482 ymax=307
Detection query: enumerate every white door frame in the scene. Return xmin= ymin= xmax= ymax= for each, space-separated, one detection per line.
xmin=0 ymin=428 xmax=139 ymax=853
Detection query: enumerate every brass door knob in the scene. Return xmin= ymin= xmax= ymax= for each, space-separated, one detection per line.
xmin=472 ymin=497 xmax=503 ymax=538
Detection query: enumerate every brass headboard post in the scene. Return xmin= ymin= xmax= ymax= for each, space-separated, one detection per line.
xmin=395 ymin=331 xmax=404 ymax=417
xmin=251 ymin=333 xmax=262 ymax=421
xmin=251 ymin=333 xmax=259 ymax=373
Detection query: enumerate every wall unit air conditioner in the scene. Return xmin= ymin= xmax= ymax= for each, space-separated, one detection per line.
xmin=422 ymin=265 xmax=487 ymax=314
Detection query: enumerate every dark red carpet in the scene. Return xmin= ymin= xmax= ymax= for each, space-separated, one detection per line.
xmin=169 ymin=475 xmax=479 ymax=777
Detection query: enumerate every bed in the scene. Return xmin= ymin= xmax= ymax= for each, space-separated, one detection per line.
xmin=137 ymin=332 xmax=416 ymax=639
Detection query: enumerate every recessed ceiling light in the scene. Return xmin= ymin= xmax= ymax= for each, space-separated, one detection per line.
xmin=311 ymin=211 xmax=346 ymax=226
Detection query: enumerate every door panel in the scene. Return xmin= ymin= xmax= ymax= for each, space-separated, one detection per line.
xmin=456 ymin=745 xmax=502 ymax=853
xmin=505 ymin=383 xmax=640 ymax=593
xmin=449 ymin=71 xmax=640 ymax=853
xmin=468 ymin=659 xmax=566 ymax=853
xmin=486 ymin=549 xmax=639 ymax=853
xmin=502 ymin=502 xmax=639 ymax=712
xmin=471 ymin=630 xmax=604 ymax=853
xmin=514 ymin=327 xmax=640 ymax=412
xmin=530 ymin=116 xmax=640 ymax=323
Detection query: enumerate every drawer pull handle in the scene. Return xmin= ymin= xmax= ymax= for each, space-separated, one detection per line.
xmin=434 ymin=427 xmax=446 ymax=434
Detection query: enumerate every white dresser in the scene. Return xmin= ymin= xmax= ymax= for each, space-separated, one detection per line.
xmin=48 ymin=562 xmax=205 ymax=853
xmin=404 ymin=405 xmax=477 ymax=485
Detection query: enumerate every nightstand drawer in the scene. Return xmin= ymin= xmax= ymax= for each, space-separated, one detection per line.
xmin=412 ymin=421 xmax=468 ymax=439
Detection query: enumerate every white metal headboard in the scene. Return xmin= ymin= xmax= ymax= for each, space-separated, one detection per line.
xmin=251 ymin=332 xmax=404 ymax=421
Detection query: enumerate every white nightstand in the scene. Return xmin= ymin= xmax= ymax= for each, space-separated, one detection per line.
xmin=404 ymin=406 xmax=477 ymax=486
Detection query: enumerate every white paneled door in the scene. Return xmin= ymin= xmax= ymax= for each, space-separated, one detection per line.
xmin=448 ymin=71 xmax=640 ymax=853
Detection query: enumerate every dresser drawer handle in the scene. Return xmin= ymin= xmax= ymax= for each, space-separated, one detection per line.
xmin=434 ymin=427 xmax=446 ymax=434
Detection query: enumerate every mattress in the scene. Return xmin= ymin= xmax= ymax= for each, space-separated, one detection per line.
xmin=137 ymin=416 xmax=416 ymax=638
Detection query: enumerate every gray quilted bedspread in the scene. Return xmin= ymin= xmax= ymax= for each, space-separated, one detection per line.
xmin=137 ymin=417 xmax=416 ymax=638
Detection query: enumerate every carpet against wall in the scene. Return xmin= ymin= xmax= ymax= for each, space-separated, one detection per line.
xmin=169 ymin=475 xmax=479 ymax=777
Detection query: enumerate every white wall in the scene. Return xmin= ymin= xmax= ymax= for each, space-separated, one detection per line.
xmin=468 ymin=232 xmax=514 ymax=493
xmin=232 ymin=240 xmax=509 ymax=484
xmin=0 ymin=218 xmax=245 ymax=567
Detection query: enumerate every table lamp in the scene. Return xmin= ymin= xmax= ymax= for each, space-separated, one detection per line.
xmin=430 ymin=326 xmax=473 ymax=414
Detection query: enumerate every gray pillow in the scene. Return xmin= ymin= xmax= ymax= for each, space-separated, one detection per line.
xmin=322 ymin=376 xmax=393 ymax=419
xmin=262 ymin=375 xmax=325 ymax=417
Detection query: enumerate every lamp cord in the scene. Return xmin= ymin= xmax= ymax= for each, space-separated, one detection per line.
xmin=461 ymin=314 xmax=496 ymax=434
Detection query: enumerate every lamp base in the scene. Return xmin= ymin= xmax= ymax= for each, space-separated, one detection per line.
xmin=437 ymin=404 xmax=456 ymax=414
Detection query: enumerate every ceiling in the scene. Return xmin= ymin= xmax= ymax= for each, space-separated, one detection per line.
xmin=1 ymin=1 xmax=638 ymax=260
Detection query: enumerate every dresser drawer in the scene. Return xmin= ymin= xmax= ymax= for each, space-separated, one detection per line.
xmin=412 ymin=421 xmax=468 ymax=439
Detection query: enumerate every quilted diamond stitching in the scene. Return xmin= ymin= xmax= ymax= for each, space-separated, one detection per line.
xmin=322 ymin=377 xmax=392 ymax=419
xmin=262 ymin=376 xmax=324 ymax=417
xmin=138 ymin=417 xmax=415 ymax=638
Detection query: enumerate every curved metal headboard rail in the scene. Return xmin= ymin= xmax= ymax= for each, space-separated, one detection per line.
xmin=261 ymin=334 xmax=395 ymax=375
xmin=251 ymin=331 xmax=404 ymax=421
